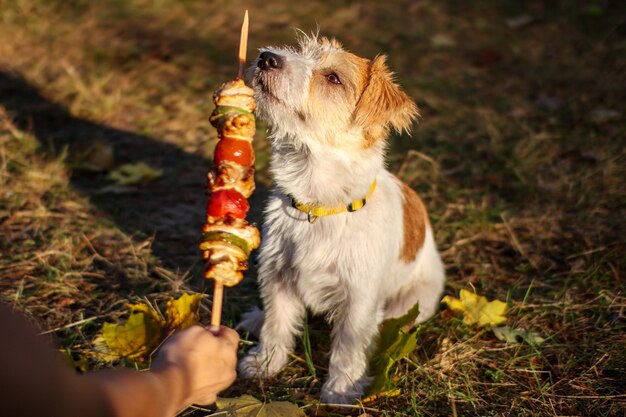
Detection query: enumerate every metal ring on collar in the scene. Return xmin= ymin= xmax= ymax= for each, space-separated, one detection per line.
xmin=307 ymin=208 xmax=318 ymax=224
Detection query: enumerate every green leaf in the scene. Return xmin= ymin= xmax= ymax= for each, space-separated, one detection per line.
xmin=366 ymin=302 xmax=420 ymax=397
xmin=107 ymin=162 xmax=162 ymax=185
xmin=165 ymin=293 xmax=203 ymax=331
xmin=492 ymin=326 xmax=545 ymax=346
xmin=216 ymin=395 xmax=305 ymax=417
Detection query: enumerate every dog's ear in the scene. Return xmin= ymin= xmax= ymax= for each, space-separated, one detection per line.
xmin=354 ymin=55 xmax=418 ymax=141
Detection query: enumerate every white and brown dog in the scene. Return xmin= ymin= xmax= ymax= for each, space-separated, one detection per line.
xmin=238 ymin=34 xmax=445 ymax=404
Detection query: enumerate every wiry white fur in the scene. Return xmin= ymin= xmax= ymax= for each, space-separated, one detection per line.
xmin=239 ymin=36 xmax=446 ymax=404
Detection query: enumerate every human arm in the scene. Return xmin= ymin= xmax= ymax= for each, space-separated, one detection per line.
xmin=94 ymin=325 xmax=239 ymax=417
xmin=0 ymin=303 xmax=239 ymax=417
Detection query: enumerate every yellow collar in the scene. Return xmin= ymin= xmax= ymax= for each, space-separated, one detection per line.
xmin=290 ymin=179 xmax=377 ymax=223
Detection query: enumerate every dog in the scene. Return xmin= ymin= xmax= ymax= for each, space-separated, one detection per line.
xmin=238 ymin=34 xmax=446 ymax=404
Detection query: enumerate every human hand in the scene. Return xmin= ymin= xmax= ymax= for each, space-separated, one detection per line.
xmin=151 ymin=325 xmax=239 ymax=410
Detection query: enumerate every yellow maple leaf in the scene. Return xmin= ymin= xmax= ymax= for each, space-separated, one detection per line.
xmin=165 ymin=293 xmax=204 ymax=331
xmin=59 ymin=348 xmax=90 ymax=373
xmin=442 ymin=289 xmax=507 ymax=327
xmin=127 ymin=302 xmax=166 ymax=328
xmin=216 ymin=395 xmax=305 ymax=417
xmin=97 ymin=311 xmax=163 ymax=361
xmin=93 ymin=293 xmax=205 ymax=363
xmin=362 ymin=387 xmax=402 ymax=404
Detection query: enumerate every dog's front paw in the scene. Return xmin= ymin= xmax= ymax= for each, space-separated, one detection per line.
xmin=238 ymin=346 xmax=287 ymax=379
xmin=320 ymin=376 xmax=370 ymax=405
xmin=238 ymin=352 xmax=266 ymax=379
xmin=320 ymin=386 xmax=363 ymax=405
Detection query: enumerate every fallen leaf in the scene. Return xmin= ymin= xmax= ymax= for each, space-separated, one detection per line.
xmin=107 ymin=162 xmax=162 ymax=185
xmin=59 ymin=348 xmax=90 ymax=373
xmin=93 ymin=293 xmax=205 ymax=363
xmin=98 ymin=311 xmax=163 ymax=361
xmin=165 ymin=293 xmax=203 ymax=330
xmin=71 ymin=141 xmax=114 ymax=172
xmin=442 ymin=289 xmax=507 ymax=327
xmin=216 ymin=395 xmax=305 ymax=417
xmin=366 ymin=302 xmax=420 ymax=398
xmin=127 ymin=302 xmax=166 ymax=328
xmin=362 ymin=387 xmax=402 ymax=404
xmin=492 ymin=326 xmax=545 ymax=346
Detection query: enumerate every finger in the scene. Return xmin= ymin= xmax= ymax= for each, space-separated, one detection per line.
xmin=219 ymin=326 xmax=240 ymax=342
xmin=195 ymin=393 xmax=218 ymax=406
xmin=205 ymin=324 xmax=222 ymax=335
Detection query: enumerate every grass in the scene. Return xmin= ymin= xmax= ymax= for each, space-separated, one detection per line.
xmin=0 ymin=0 xmax=625 ymax=416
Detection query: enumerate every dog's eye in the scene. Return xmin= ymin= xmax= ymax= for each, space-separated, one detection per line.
xmin=326 ymin=73 xmax=341 ymax=85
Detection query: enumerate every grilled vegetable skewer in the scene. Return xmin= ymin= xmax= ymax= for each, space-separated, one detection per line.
xmin=201 ymin=11 xmax=259 ymax=329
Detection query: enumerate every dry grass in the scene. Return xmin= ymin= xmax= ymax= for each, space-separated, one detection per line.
xmin=0 ymin=0 xmax=624 ymax=416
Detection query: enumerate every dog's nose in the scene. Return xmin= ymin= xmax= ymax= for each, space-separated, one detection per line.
xmin=258 ymin=51 xmax=283 ymax=70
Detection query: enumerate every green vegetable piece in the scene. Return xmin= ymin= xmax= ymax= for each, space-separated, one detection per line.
xmin=200 ymin=231 xmax=251 ymax=256
xmin=209 ymin=105 xmax=254 ymax=127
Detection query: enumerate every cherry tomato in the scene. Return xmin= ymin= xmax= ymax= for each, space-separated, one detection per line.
xmin=207 ymin=189 xmax=249 ymax=219
xmin=214 ymin=138 xmax=254 ymax=166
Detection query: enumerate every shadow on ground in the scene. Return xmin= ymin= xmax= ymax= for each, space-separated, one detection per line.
xmin=0 ymin=70 xmax=267 ymax=291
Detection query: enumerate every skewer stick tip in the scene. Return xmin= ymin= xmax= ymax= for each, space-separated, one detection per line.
xmin=237 ymin=10 xmax=249 ymax=79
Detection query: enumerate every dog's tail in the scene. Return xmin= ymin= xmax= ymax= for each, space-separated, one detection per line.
xmin=236 ymin=306 xmax=264 ymax=339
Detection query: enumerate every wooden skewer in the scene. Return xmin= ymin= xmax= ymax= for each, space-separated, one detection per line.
xmin=209 ymin=281 xmax=224 ymax=332
xmin=210 ymin=10 xmax=250 ymax=333
xmin=237 ymin=10 xmax=249 ymax=80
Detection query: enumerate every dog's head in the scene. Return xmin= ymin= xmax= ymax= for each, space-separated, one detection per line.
xmin=251 ymin=34 xmax=418 ymax=149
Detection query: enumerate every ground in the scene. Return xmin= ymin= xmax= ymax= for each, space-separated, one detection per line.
xmin=0 ymin=1 xmax=624 ymax=416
